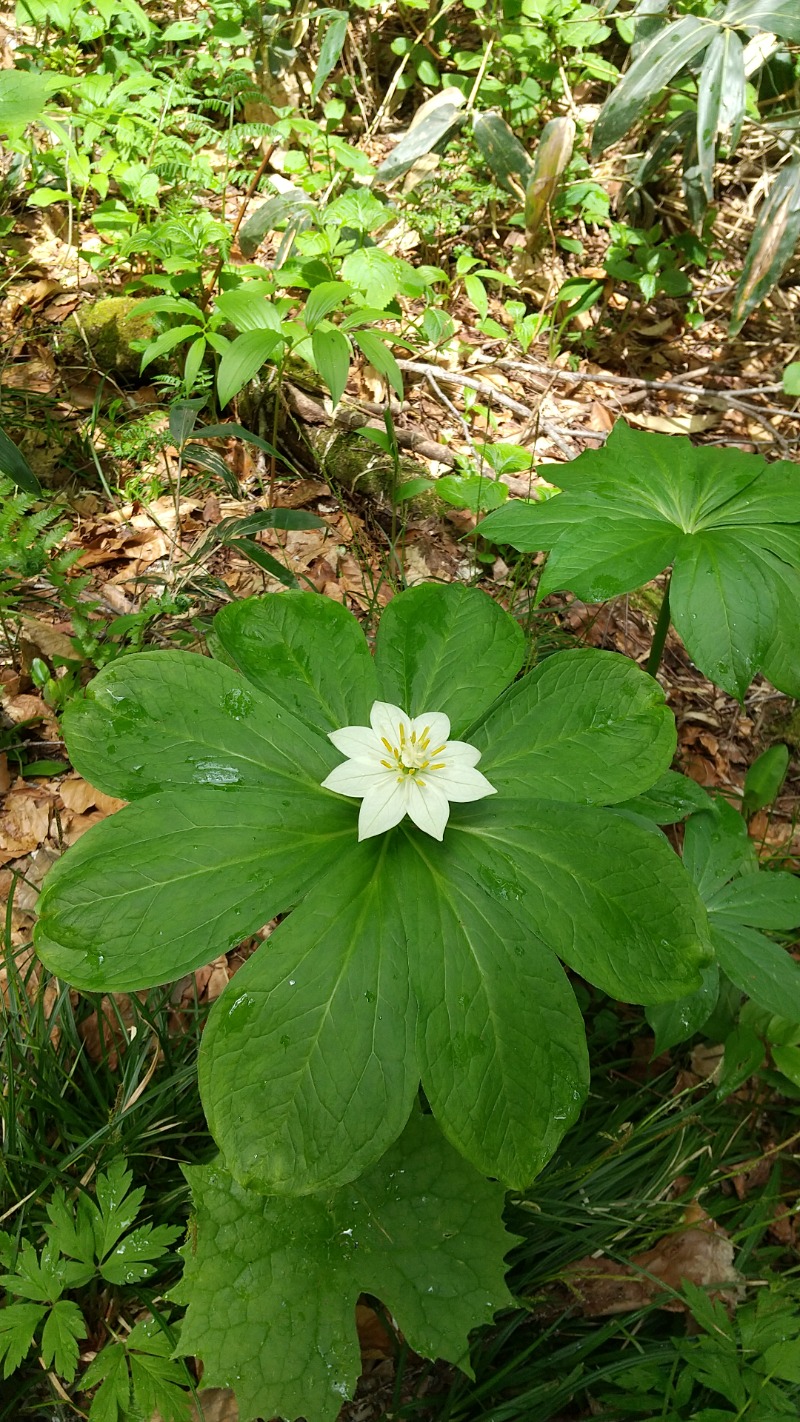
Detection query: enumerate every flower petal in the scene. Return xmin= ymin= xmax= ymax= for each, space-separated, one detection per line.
xmin=406 ymin=779 xmax=450 ymax=840
xmin=358 ymin=778 xmax=408 ymax=840
xmin=433 ymin=765 xmax=497 ymax=803
xmin=369 ymin=701 xmax=409 ymax=747
xmin=411 ymin=711 xmax=450 ymax=750
xmin=440 ymin=739 xmax=482 ymax=768
xmin=322 ymin=761 xmax=390 ymax=797
xmin=328 ymin=725 xmax=383 ymax=760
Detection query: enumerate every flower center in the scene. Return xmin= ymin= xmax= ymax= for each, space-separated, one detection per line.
xmin=379 ymin=721 xmax=447 ymax=784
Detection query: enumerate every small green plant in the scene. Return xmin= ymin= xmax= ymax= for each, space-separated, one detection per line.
xmin=0 ymin=1159 xmax=189 ymax=1419
xmin=604 ymin=221 xmax=693 ymax=304
xmin=644 ymin=793 xmax=800 ymax=1070
xmin=481 ymin=420 xmax=800 ymax=699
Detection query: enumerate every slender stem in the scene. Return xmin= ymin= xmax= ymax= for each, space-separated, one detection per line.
xmin=646 ymin=573 xmax=672 ymax=678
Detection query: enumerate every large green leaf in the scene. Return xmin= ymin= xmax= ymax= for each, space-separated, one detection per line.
xmin=61 ymin=650 xmax=336 ymax=800
xmin=199 ymin=844 xmax=418 ymax=1194
xmin=708 ymin=462 xmax=800 ymax=526
xmin=709 ymin=872 xmax=800 ymax=930
xmin=213 ymin=592 xmax=377 ymax=733
xmin=375 ymin=582 xmax=525 ymax=735
xmin=591 ymin=15 xmax=716 ymax=156
xmin=474 ymin=649 xmax=675 ymax=805
xmin=536 ymin=516 xmax=680 ymax=601
xmin=217 ymin=328 xmax=284 ymax=408
xmin=710 ymin=923 xmax=800 ymax=1020
xmin=0 ymin=427 xmax=41 ymax=494
xmin=35 ymin=789 xmax=353 ymax=990
xmin=646 ymin=964 xmax=721 ymax=1054
xmin=396 ymin=834 xmax=588 ymax=1188
xmin=446 ymin=801 xmax=710 ymax=1004
xmin=176 ymin=1112 xmax=514 ymax=1422
xmin=613 ymin=770 xmax=711 ymax=825
xmin=671 ymin=530 xmax=777 ymax=698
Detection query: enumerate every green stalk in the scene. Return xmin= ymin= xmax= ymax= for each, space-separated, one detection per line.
xmin=646 ymin=573 xmax=672 ymax=679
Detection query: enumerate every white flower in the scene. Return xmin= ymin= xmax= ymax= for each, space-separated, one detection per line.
xmin=321 ymin=699 xmax=496 ymax=841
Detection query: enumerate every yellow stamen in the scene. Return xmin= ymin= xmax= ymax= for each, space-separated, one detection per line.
xmin=430 ymin=744 xmax=446 ymax=756
xmin=381 ymin=737 xmax=393 ymax=753
xmin=411 ymin=730 xmax=417 ymax=744
xmin=380 ymin=759 xmax=394 ymax=770
xmin=430 ymin=762 xmax=446 ymax=770
xmin=399 ymin=723 xmax=406 ymax=743
xmin=416 ymin=779 xmax=426 ymax=788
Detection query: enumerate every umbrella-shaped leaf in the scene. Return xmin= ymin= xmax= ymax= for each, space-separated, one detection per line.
xmin=35 ymin=789 xmax=353 ymax=991
xmin=61 ymin=649 xmax=337 ymax=800
xmin=396 ymin=834 xmax=588 ymax=1187
xmin=474 ymin=649 xmax=675 ymax=805
xmin=214 ymin=592 xmax=378 ymax=732
xmin=199 ymin=843 xmax=418 ymax=1194
xmin=375 ymin=581 xmax=525 ymax=736
xmin=445 ymin=801 xmax=710 ymax=1003
xmin=671 ymin=529 xmax=777 ymax=698
xmin=536 ymin=515 xmax=680 ymax=602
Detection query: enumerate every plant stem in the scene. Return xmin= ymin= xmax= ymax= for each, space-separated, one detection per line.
xmin=646 ymin=573 xmax=672 ymax=679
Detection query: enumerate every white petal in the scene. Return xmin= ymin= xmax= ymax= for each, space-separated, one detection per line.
xmin=440 ymin=739 xmax=482 ymax=768
xmin=358 ymin=778 xmax=409 ymax=840
xmin=369 ymin=700 xmax=409 ymax=747
xmin=328 ymin=725 xmax=383 ymax=760
xmin=322 ymin=761 xmax=391 ymax=797
xmin=410 ymin=711 xmax=450 ymax=750
xmin=432 ymin=765 xmax=496 ymax=803
xmin=406 ymin=779 xmax=450 ymax=840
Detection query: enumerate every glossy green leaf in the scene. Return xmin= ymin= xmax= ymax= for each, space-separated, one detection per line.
xmin=683 ymin=798 xmax=757 ymax=900
xmin=312 ymin=10 xmax=349 ymax=100
xmin=474 ymin=649 xmax=675 ymax=805
xmin=61 ymin=649 xmax=336 ymax=800
xmin=217 ymin=328 xmax=283 ymax=408
xmin=139 ymin=323 xmax=202 ymax=374
xmin=353 ymin=329 xmax=403 ymax=399
xmin=592 ymin=16 xmax=716 ymax=156
xmin=708 ymin=462 xmax=800 ymax=526
xmin=176 ymin=1111 xmax=515 ymax=1422
xmin=710 ymin=923 xmax=800 ymax=1020
xmin=0 ymin=427 xmax=40 ymax=494
xmin=304 ymin=280 xmax=353 ymax=331
xmin=671 ymin=530 xmax=777 ymax=698
xmin=709 ymin=871 xmax=800 ymax=930
xmin=214 ymin=286 xmax=281 ymax=333
xmin=214 ymin=592 xmax=378 ymax=733
xmin=480 ymin=493 xmax=611 ymax=551
xmin=719 ymin=1022 xmax=764 ymax=1096
xmin=613 ymin=770 xmax=710 ymax=825
xmin=472 ymin=110 xmax=535 ymax=196
xmin=646 ymin=963 xmax=720 ymax=1054
xmin=35 ymin=789 xmax=353 ymax=991
xmin=730 ymin=159 xmax=800 ymax=335
xmin=536 ymin=516 xmax=680 ymax=601
xmin=311 ymin=324 xmax=351 ymax=405
xmin=742 ymin=744 xmax=790 ymax=818
xmin=375 ymin=582 xmax=524 ymax=735
xmin=199 ymin=845 xmax=418 ymax=1194
xmin=396 ymin=834 xmax=588 ymax=1186
xmin=445 ymin=801 xmax=710 ymax=1004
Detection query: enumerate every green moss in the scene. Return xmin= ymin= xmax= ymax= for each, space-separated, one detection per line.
xmin=58 ymin=296 xmax=159 ymax=382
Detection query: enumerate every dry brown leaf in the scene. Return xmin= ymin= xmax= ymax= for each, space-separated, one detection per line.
xmin=357 ymin=1303 xmax=396 ymax=1361
xmin=0 ymin=783 xmax=53 ymax=865
xmin=58 ymin=775 xmax=126 ymax=817
xmin=557 ymin=1204 xmax=742 ymax=1317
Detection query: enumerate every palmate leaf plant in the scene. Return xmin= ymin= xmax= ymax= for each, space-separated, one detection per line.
xmin=33 ymin=582 xmax=712 ymax=1415
xmin=481 ymin=420 xmax=800 ymax=701
xmin=645 ymin=793 xmax=800 ymax=1086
